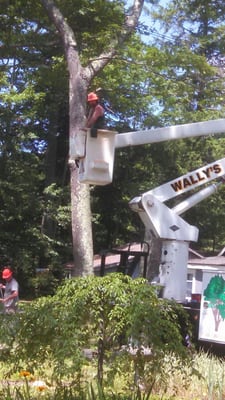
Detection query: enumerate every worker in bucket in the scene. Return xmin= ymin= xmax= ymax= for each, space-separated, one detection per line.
xmin=0 ymin=267 xmax=19 ymax=313
xmin=86 ymin=92 xmax=105 ymax=137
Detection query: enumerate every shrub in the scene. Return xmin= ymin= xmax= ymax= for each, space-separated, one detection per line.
xmin=0 ymin=274 xmax=192 ymax=396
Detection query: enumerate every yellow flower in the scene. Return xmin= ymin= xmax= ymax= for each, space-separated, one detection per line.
xmin=20 ymin=370 xmax=31 ymax=377
xmin=37 ymin=386 xmax=46 ymax=391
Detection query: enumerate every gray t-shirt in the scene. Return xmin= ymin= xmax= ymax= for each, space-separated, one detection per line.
xmin=4 ymin=278 xmax=19 ymax=312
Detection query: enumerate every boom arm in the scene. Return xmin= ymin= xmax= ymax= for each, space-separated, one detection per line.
xmin=76 ymin=118 xmax=225 ymax=186
xmin=115 ymin=119 xmax=225 ymax=148
xmin=135 ymin=157 xmax=225 ymax=203
xmin=129 ymin=157 xmax=225 ymax=241
xmin=129 ymin=159 xmax=225 ymax=301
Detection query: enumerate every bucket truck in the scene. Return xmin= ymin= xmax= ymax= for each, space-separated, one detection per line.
xmin=70 ymin=118 xmax=225 ymax=302
xmin=129 ymin=159 xmax=225 ymax=302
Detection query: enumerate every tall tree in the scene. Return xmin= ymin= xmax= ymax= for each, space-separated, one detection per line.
xmin=40 ymin=0 xmax=145 ymax=275
xmin=149 ymin=0 xmax=225 ymax=123
xmin=1 ymin=3 xmax=85 ymax=301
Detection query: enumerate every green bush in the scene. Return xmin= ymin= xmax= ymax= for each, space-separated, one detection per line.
xmin=0 ymin=274 xmax=192 ymax=397
xmin=29 ymin=270 xmax=59 ymax=297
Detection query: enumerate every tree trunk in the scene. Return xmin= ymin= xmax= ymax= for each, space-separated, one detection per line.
xmin=97 ymin=319 xmax=105 ymax=386
xmin=70 ymin=163 xmax=93 ymax=276
xmin=42 ymin=128 xmax=58 ymax=239
xmin=66 ymin=37 xmax=94 ymax=275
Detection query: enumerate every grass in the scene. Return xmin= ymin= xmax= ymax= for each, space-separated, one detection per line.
xmin=150 ymin=350 xmax=225 ymax=400
xmin=0 ymin=350 xmax=225 ymax=399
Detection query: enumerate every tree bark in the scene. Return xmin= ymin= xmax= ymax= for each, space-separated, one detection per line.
xmin=67 ymin=46 xmax=93 ymax=275
xmin=70 ymin=163 xmax=93 ymax=276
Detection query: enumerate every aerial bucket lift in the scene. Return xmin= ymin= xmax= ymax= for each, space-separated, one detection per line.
xmin=79 ymin=129 xmax=116 ymax=185
xmin=71 ymin=118 xmax=225 ymax=186
xmin=129 ymin=159 xmax=225 ymax=301
xmin=74 ymin=118 xmax=225 ymax=301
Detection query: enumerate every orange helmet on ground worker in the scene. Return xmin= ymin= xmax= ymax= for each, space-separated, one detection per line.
xmin=2 ymin=268 xmax=13 ymax=280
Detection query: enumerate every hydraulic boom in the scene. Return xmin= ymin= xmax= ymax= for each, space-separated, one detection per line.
xmin=129 ymin=159 xmax=225 ymax=301
xmin=73 ymin=118 xmax=225 ymax=185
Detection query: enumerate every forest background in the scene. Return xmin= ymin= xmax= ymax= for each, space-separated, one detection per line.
xmin=1 ymin=0 xmax=225 ymax=297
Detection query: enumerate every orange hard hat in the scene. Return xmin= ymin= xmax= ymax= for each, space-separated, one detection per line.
xmin=2 ymin=268 xmax=12 ymax=279
xmin=87 ymin=92 xmax=98 ymax=102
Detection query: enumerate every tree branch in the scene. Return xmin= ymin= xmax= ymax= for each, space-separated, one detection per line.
xmin=84 ymin=0 xmax=144 ymax=81
xmin=40 ymin=0 xmax=88 ymax=89
xmin=40 ymin=0 xmax=79 ymax=52
xmin=41 ymin=0 xmax=144 ymax=84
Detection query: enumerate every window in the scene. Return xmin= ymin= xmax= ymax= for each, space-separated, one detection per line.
xmin=186 ymin=273 xmax=194 ymax=301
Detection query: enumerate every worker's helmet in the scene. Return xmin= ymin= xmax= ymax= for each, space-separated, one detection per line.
xmin=2 ymin=268 xmax=12 ymax=280
xmin=87 ymin=92 xmax=99 ymax=102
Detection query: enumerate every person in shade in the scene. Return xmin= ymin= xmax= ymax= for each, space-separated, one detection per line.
xmin=0 ymin=267 xmax=19 ymax=313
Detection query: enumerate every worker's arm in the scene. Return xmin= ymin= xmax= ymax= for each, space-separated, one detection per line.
xmin=0 ymin=290 xmax=18 ymax=303
xmin=86 ymin=104 xmax=104 ymax=128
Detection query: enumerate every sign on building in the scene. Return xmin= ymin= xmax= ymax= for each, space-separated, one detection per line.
xmin=199 ymin=271 xmax=225 ymax=344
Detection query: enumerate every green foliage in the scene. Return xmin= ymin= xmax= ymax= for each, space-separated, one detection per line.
xmin=2 ymin=0 xmax=225 ymax=287
xmin=0 ymin=350 xmax=225 ymax=399
xmin=91 ymin=10 xmax=225 ymax=252
xmin=29 ymin=270 xmax=60 ymax=297
xmin=0 ymin=274 xmax=191 ymax=397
